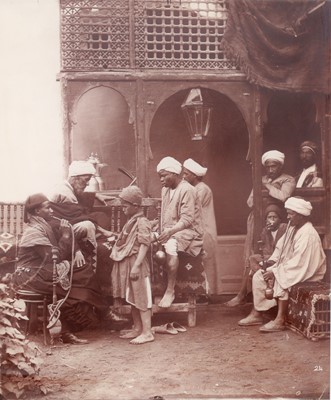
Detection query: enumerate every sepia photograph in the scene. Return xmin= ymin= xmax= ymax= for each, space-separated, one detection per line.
xmin=0 ymin=1 xmax=330 ymax=399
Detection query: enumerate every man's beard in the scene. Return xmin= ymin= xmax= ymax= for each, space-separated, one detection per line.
xmin=72 ymin=183 xmax=86 ymax=196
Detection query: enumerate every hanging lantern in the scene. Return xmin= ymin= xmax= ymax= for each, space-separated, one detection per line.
xmin=181 ymin=88 xmax=213 ymax=141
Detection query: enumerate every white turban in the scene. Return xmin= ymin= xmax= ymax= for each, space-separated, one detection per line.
xmin=285 ymin=197 xmax=312 ymax=216
xmin=156 ymin=157 xmax=182 ymax=174
xmin=262 ymin=150 xmax=285 ymax=166
xmin=183 ymin=158 xmax=207 ymax=177
xmin=68 ymin=161 xmax=96 ymax=177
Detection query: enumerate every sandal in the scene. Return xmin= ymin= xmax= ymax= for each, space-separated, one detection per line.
xmin=170 ymin=322 xmax=187 ymax=332
xmin=151 ymin=323 xmax=178 ymax=335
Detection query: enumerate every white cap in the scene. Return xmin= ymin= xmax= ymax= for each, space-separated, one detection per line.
xmin=285 ymin=197 xmax=312 ymax=216
xmin=68 ymin=161 xmax=96 ymax=177
xmin=262 ymin=150 xmax=285 ymax=166
xmin=157 ymin=156 xmax=182 ymax=174
xmin=183 ymin=158 xmax=207 ymax=177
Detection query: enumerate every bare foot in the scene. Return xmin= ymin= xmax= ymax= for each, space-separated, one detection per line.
xmin=130 ymin=333 xmax=155 ymax=345
xmin=224 ymin=295 xmax=246 ymax=307
xmin=119 ymin=330 xmax=140 ymax=339
xmin=158 ymin=291 xmax=175 ymax=308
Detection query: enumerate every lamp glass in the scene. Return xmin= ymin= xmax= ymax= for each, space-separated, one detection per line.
xmin=181 ymin=88 xmax=213 ymax=140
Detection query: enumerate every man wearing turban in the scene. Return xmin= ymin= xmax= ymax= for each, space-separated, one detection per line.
xmin=50 ymin=160 xmax=114 ymax=255
xmin=238 ymin=197 xmax=326 ymax=332
xmin=156 ymin=157 xmax=203 ymax=308
xmin=296 ymin=141 xmax=323 ymax=188
xmin=50 ymin=161 xmax=129 ymax=323
xmin=225 ymin=150 xmax=296 ymax=307
xmin=248 ymin=150 xmax=296 ymax=208
xmin=183 ymin=158 xmax=218 ymax=296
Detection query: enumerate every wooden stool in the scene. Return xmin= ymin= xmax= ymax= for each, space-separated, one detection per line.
xmin=15 ymin=290 xmax=49 ymax=345
xmin=151 ymin=251 xmax=206 ymax=327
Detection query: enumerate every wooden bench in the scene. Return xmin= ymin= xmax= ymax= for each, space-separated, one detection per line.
xmin=1 ymin=199 xmax=205 ymax=327
xmin=95 ymin=198 xmax=205 ymax=327
xmin=0 ymin=203 xmax=24 ymax=278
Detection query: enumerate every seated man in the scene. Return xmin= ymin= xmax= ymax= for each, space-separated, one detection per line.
xmin=156 ymin=156 xmax=203 ymax=308
xmin=50 ymin=161 xmax=128 ymax=323
xmin=296 ymin=140 xmax=323 ymax=188
xmin=12 ymin=193 xmax=111 ymax=344
xmin=50 ymin=160 xmax=114 ymax=257
xmin=226 ymin=150 xmax=296 ymax=307
xmin=225 ymin=204 xmax=287 ymax=306
xmin=238 ymin=197 xmax=326 ymax=332
xmin=249 ymin=204 xmax=287 ymax=273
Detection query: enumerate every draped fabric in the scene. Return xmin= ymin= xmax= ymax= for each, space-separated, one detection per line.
xmin=111 ymin=214 xmax=152 ymax=310
xmin=20 ymin=216 xmax=58 ymax=248
xmin=13 ymin=216 xmax=108 ymax=331
xmin=222 ymin=0 xmax=331 ymax=93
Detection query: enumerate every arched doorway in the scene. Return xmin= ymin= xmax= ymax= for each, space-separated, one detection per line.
xmin=148 ymin=88 xmax=251 ymax=235
xmin=148 ymin=88 xmax=251 ymax=294
xmin=71 ymin=86 xmax=135 ymax=190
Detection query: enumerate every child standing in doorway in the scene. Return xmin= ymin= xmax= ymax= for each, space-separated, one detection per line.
xmin=110 ymin=185 xmax=154 ymax=344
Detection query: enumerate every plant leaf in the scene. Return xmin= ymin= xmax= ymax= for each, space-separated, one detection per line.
xmin=18 ymin=362 xmax=35 ymax=375
xmin=13 ymin=299 xmax=26 ymax=312
xmin=1 ymin=317 xmax=12 ymax=326
xmin=6 ymin=343 xmax=25 ymax=355
xmin=0 ymin=300 xmax=14 ymax=309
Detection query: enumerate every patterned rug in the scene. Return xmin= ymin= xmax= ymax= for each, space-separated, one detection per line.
xmin=0 ymin=231 xmax=18 ymax=278
xmin=152 ymin=251 xmax=206 ymax=297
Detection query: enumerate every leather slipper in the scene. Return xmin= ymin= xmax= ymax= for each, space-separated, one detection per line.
xmin=170 ymin=322 xmax=187 ymax=332
xmin=259 ymin=322 xmax=285 ymax=332
xmin=238 ymin=315 xmax=263 ymax=326
xmin=151 ymin=323 xmax=178 ymax=335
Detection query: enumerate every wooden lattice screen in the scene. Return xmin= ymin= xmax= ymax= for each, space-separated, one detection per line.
xmin=60 ymin=0 xmax=237 ymax=71
xmin=0 ymin=203 xmax=25 ymax=236
xmin=0 ymin=199 xmax=160 ymax=236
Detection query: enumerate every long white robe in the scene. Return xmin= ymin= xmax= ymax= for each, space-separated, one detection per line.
xmin=195 ymin=181 xmax=218 ymax=294
xmin=296 ymin=164 xmax=323 ymax=188
xmin=253 ymin=221 xmax=326 ymax=310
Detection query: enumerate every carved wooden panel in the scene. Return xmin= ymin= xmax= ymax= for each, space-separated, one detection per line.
xmin=60 ymin=0 xmax=237 ymax=71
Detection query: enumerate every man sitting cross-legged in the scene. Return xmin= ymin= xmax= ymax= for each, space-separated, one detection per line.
xmin=50 ymin=160 xmax=128 ymax=323
xmin=50 ymin=160 xmax=114 ymax=253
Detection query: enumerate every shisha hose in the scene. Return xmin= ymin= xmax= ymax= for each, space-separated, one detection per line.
xmin=47 ymin=218 xmax=75 ymax=342
xmin=47 ymin=248 xmax=64 ymax=339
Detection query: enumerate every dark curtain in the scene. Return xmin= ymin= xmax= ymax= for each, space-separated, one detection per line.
xmin=222 ymin=0 xmax=330 ymax=93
